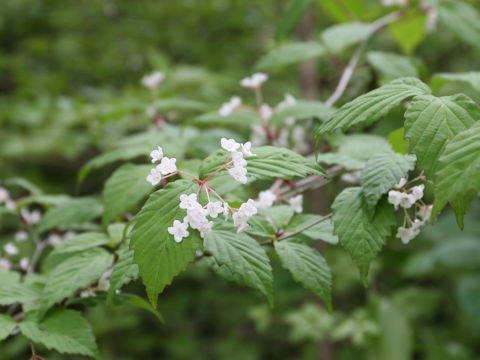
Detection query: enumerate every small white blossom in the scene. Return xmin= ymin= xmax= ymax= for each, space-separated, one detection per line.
xmin=240 ymin=72 xmax=268 ymax=88
xmin=241 ymin=141 xmax=255 ymax=157
xmin=400 ymin=193 xmax=416 ymax=209
xmin=185 ymin=207 xmax=209 ymax=229
xmin=232 ymin=211 xmax=250 ymax=232
xmin=157 ymin=157 xmax=177 ymax=175
xmin=382 ymin=0 xmax=407 ymax=7
xmin=15 ymin=230 xmax=29 ymax=242
xmin=417 ymin=204 xmax=432 ymax=222
xmin=221 ymin=138 xmax=240 ymax=152
xmin=239 ymin=199 xmax=258 ymax=217
xmin=19 ymin=257 xmax=29 ymax=271
xmin=4 ymin=242 xmax=18 ymax=256
xmin=0 ymin=187 xmax=9 ymax=203
xmin=5 ymin=200 xmax=16 ymax=210
xmin=21 ymin=208 xmax=41 ymax=225
xmin=80 ymin=289 xmax=96 ymax=298
xmin=232 ymin=151 xmax=247 ymax=168
xmin=394 ymin=178 xmax=407 ymax=189
xmin=228 ymin=165 xmax=248 ymax=184
xmin=396 ymin=225 xmax=419 ymax=244
xmin=168 ymin=220 xmax=190 ymax=243
xmin=179 ymin=193 xmax=200 ymax=210
xmin=146 ymin=168 xmax=162 ymax=186
xmin=141 ymin=71 xmax=165 ymax=89
xmin=255 ymin=190 xmax=276 ymax=209
xmin=341 ymin=173 xmax=358 ymax=184
xmin=0 ymin=258 xmax=11 ymax=272
xmin=276 ymin=93 xmax=297 ymax=111
xmin=47 ymin=233 xmax=63 ymax=247
xmin=219 ymin=96 xmax=242 ymax=116
xmin=411 ymin=184 xmax=424 ymax=201
xmin=259 ymin=104 xmax=273 ymax=120
xmin=97 ymin=276 xmax=111 ymax=292
xmin=388 ymin=190 xmax=403 ymax=210
xmin=289 ymin=195 xmax=303 ymax=214
xmin=222 ymin=202 xmax=230 ymax=220
xmin=150 ymin=146 xmax=164 ymax=163
xmin=199 ymin=220 xmax=214 ymax=238
xmin=64 ymin=231 xmax=76 ymax=239
xmin=206 ymin=201 xmax=223 ymax=218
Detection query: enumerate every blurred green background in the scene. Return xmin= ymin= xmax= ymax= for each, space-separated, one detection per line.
xmin=1 ymin=0 xmax=480 ymax=359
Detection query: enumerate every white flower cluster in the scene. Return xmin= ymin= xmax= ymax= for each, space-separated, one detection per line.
xmin=219 ymin=96 xmax=242 ymax=116
xmin=232 ymin=200 xmax=258 ymax=233
xmin=240 ymin=72 xmax=268 ymax=89
xmin=388 ymin=177 xmax=432 ymax=244
xmin=0 ymin=186 xmax=16 ymax=210
xmin=253 ymin=189 xmax=303 ymax=214
xmin=141 ymin=71 xmax=165 ymax=90
xmin=146 ymin=146 xmax=178 ymax=186
xmin=20 ymin=207 xmax=42 ymax=225
xmin=47 ymin=231 xmax=76 ymax=247
xmin=221 ymin=138 xmax=255 ymax=184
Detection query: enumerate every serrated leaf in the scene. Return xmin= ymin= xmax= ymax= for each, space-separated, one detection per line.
xmin=130 ymin=180 xmax=201 ymax=307
xmin=247 ymin=216 xmax=276 ymax=239
xmin=332 ymin=187 xmax=395 ymax=282
xmin=366 ymin=51 xmax=419 ymax=82
xmin=203 ymin=223 xmax=274 ymax=306
xmin=20 ymin=308 xmax=98 ymax=358
xmin=269 ymin=101 xmax=334 ymax=126
xmin=432 ymin=122 xmax=480 ymax=228
xmin=199 ymin=146 xmax=325 ymax=180
xmin=0 ymin=271 xmax=42 ymax=306
xmin=258 ymin=205 xmax=295 ymax=229
xmin=316 ymin=153 xmax=364 ymax=171
xmin=389 ymin=9 xmax=427 ymax=55
xmin=36 ymin=197 xmax=103 ymax=234
xmin=102 ymin=164 xmax=153 ymax=228
xmin=254 ymin=42 xmax=326 ymax=70
xmin=431 ymin=72 xmax=480 ymax=93
xmin=319 ymin=77 xmax=430 ymax=134
xmin=275 ymin=240 xmax=332 ymax=310
xmin=39 ymin=247 xmax=113 ymax=316
xmin=439 ymin=1 xmax=480 ymax=49
xmin=0 ymin=314 xmax=17 ymax=341
xmin=404 ymin=94 xmax=480 ymax=180
xmin=107 ymin=240 xmax=139 ymax=305
xmin=194 ymin=111 xmax=261 ymax=128
xmin=321 ymin=22 xmax=372 ymax=54
xmin=360 ymin=151 xmax=416 ymax=210
xmin=333 ymin=134 xmax=393 ymax=161
xmin=51 ymin=232 xmax=111 ymax=254
xmin=285 ymin=215 xmax=338 ymax=244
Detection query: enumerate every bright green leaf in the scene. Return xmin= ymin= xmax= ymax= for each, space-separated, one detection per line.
xmin=389 ymin=10 xmax=427 ymax=55
xmin=254 ymin=42 xmax=326 ymax=70
xmin=439 ymin=1 xmax=480 ymax=49
xmin=366 ymin=51 xmax=419 ymax=82
xmin=285 ymin=215 xmax=338 ymax=244
xmin=321 ymin=22 xmax=372 ymax=54
xmin=0 ymin=314 xmax=17 ymax=341
xmin=107 ymin=240 xmax=139 ymax=305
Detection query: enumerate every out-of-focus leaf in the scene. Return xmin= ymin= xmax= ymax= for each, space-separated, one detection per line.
xmin=254 ymin=42 xmax=326 ymax=70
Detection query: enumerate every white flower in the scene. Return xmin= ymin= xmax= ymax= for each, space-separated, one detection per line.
xmin=141 ymin=71 xmax=165 ymax=89
xmin=240 ymin=72 xmax=268 ymax=88
xmin=232 ymin=211 xmax=249 ymax=232
xmin=0 ymin=258 xmax=11 ymax=272
xmin=0 ymin=187 xmax=9 ymax=203
xmin=15 ymin=231 xmax=28 ymax=242
xmin=276 ymin=93 xmax=297 ymax=111
xmin=228 ymin=165 xmax=248 ymax=184
xmin=241 ymin=141 xmax=255 ymax=157
xmin=341 ymin=173 xmax=358 ymax=184
xmin=388 ymin=190 xmax=402 ymax=210
xmin=396 ymin=227 xmax=414 ymax=244
xmin=97 ymin=276 xmax=111 ymax=292
xmin=185 ymin=207 xmax=209 ymax=229
xmin=19 ymin=257 xmax=29 ymax=271
xmin=64 ymin=231 xmax=76 ymax=239
xmin=239 ymin=199 xmax=258 ymax=217
xmin=394 ymin=178 xmax=407 ymax=189
xmin=221 ymin=138 xmax=240 ymax=152
xmin=21 ymin=208 xmax=41 ymax=225
xmin=255 ymin=190 xmax=276 ymax=209
xmin=232 ymin=151 xmax=247 ymax=168
xmin=80 ymin=289 xmax=96 ymax=298
xmin=150 ymin=146 xmax=164 ymax=163
xmin=382 ymin=0 xmax=407 ymax=7
xmin=4 ymin=242 xmax=18 ymax=256
xmin=168 ymin=220 xmax=190 ymax=243
xmin=199 ymin=220 xmax=214 ymax=238
xmin=417 ymin=204 xmax=432 ymax=222
xmin=259 ymin=104 xmax=273 ymax=120
xmin=222 ymin=202 xmax=230 ymax=220
xmin=206 ymin=201 xmax=223 ymax=218
xmin=179 ymin=193 xmax=200 ymax=210
xmin=400 ymin=193 xmax=416 ymax=209
xmin=289 ymin=195 xmax=303 ymax=213
xmin=411 ymin=184 xmax=424 ymax=201
xmin=47 ymin=233 xmax=63 ymax=247
xmin=146 ymin=168 xmax=162 ymax=186
xmin=219 ymin=96 xmax=242 ymax=116
xmin=251 ymin=124 xmax=266 ymax=146
xmin=157 ymin=157 xmax=177 ymax=175
xmin=5 ymin=200 xmax=16 ymax=210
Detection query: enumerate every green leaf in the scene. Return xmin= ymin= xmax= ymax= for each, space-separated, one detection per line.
xmin=269 ymin=101 xmax=335 ymax=126
xmin=366 ymin=51 xmax=419 ymax=82
xmin=275 ymin=240 xmax=332 ymax=310
xmin=439 ymin=1 xmax=480 ymax=49
xmin=199 ymin=146 xmax=325 ymax=180
xmin=0 ymin=271 xmax=42 ymax=306
xmin=431 ymin=72 xmax=480 ymax=93
xmin=36 ymin=197 xmax=103 ymax=234
xmin=130 ymin=180 xmax=201 ymax=307
xmin=194 ymin=111 xmax=261 ymax=128
xmin=51 ymin=232 xmax=111 ymax=254
xmin=20 ymin=308 xmax=98 ymax=358
xmin=318 ymin=0 xmax=365 ymax=22
xmin=247 ymin=216 xmax=276 ymax=239
xmin=258 ymin=205 xmax=295 ymax=229
xmin=333 ymin=134 xmax=393 ymax=161
xmin=254 ymin=42 xmax=326 ymax=70
xmin=285 ymin=215 xmax=338 ymax=244
xmin=316 ymin=153 xmax=364 ymax=171
xmin=39 ymin=248 xmax=113 ymax=316
xmin=389 ymin=9 xmax=427 ymax=55
xmin=321 ymin=22 xmax=372 ymax=54
xmin=332 ymin=187 xmax=395 ymax=282
xmin=107 ymin=240 xmax=139 ymax=305
xmin=203 ymin=223 xmax=274 ymax=306
xmin=404 ymin=94 xmax=480 ymax=180
xmin=318 ymin=77 xmax=430 ymax=134
xmin=360 ymin=151 xmax=416 ymax=210
xmin=276 ymin=0 xmax=314 ymax=39
xmin=388 ymin=127 xmax=407 ymax=154
xmin=432 ymin=122 xmax=480 ymax=228
xmin=0 ymin=314 xmax=17 ymax=341
xmin=102 ymin=164 xmax=153 ymax=228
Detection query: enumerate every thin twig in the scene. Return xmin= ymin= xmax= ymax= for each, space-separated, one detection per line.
xmin=276 ymin=213 xmax=333 ymax=241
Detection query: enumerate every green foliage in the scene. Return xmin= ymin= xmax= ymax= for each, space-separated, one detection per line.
xmin=0 ymin=271 xmax=41 ymax=306
xmin=389 ymin=9 xmax=427 ymax=55
xmin=275 ymin=239 xmax=332 ymax=310
xmin=107 ymin=241 xmax=139 ymax=305
xmin=439 ymin=1 xmax=480 ymax=48
xmin=194 ymin=111 xmax=261 ymax=128
xmin=431 ymin=72 xmax=480 ymax=93
xmin=366 ymin=51 xmax=419 ymax=82
xmin=130 ymin=180 xmax=201 ymax=306
xmin=50 ymin=232 xmax=112 ymax=254
xmin=275 ymin=0 xmax=314 ymax=39
xmin=269 ymin=101 xmax=334 ymax=125
xmin=0 ymin=314 xmax=17 ymax=341
xmin=321 ymin=22 xmax=372 ymax=54
xmin=284 ymin=215 xmax=338 ymax=244
xmin=254 ymin=42 xmax=325 ymax=70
